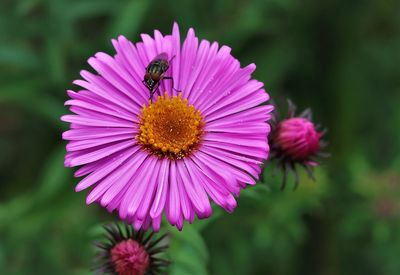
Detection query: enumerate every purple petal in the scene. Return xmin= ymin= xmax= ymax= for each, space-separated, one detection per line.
xmin=150 ymin=159 xmax=170 ymax=218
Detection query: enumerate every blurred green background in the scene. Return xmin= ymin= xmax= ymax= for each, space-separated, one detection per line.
xmin=1 ymin=0 xmax=400 ymax=274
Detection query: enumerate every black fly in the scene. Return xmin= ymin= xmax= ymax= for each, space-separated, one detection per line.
xmin=142 ymin=53 xmax=175 ymax=101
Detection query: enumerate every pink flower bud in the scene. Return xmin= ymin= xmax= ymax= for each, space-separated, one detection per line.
xmin=274 ymin=117 xmax=321 ymax=161
xmin=269 ymin=100 xmax=328 ymax=189
xmin=94 ymin=224 xmax=169 ymax=274
xmin=111 ymin=239 xmax=150 ymax=275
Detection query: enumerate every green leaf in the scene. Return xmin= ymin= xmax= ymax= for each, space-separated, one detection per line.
xmin=0 ymin=147 xmax=70 ymax=227
xmin=240 ymin=183 xmax=270 ymax=200
xmin=64 ymin=0 xmax=117 ymax=21
xmin=107 ymin=0 xmax=150 ymax=39
xmin=169 ymin=225 xmax=209 ymax=275
xmin=0 ymin=80 xmax=41 ymax=102
xmin=0 ymin=45 xmax=41 ymax=70
xmin=36 ymin=147 xmax=70 ymax=199
xmin=0 ymin=80 xmax=67 ymax=126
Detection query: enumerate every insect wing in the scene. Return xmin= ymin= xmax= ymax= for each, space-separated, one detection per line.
xmin=152 ymin=52 xmax=169 ymax=62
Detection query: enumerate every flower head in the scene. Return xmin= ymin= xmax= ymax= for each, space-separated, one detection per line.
xmin=94 ymin=223 xmax=169 ymax=275
xmin=62 ymin=23 xmax=273 ymax=230
xmin=270 ymin=100 xmax=327 ymax=189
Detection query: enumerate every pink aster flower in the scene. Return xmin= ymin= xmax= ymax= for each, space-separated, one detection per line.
xmin=62 ymin=23 xmax=273 ymax=231
xmin=270 ymin=100 xmax=328 ymax=189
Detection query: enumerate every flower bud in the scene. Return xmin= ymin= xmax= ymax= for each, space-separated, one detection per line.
xmin=111 ymin=239 xmax=150 ymax=275
xmin=274 ymin=117 xmax=321 ymax=162
xmin=269 ymin=100 xmax=328 ymax=189
xmin=94 ymin=223 xmax=169 ymax=275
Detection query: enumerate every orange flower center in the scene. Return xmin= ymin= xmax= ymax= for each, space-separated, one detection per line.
xmin=137 ymin=92 xmax=204 ymax=159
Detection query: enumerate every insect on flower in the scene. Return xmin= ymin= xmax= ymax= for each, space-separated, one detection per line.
xmin=62 ymin=23 xmax=273 ymax=231
xmin=142 ymin=52 xmax=175 ymax=101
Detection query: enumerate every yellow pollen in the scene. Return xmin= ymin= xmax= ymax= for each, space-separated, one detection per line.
xmin=137 ymin=92 xmax=204 ymax=159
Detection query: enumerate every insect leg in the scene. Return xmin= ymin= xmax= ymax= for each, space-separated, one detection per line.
xmin=163 ymin=77 xmax=178 ymax=92
xmin=149 ymin=89 xmax=155 ymax=102
xmin=155 ymin=82 xmax=161 ymax=97
xmin=156 ymin=84 xmax=161 ymax=97
xmin=149 ymin=83 xmax=161 ymax=102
